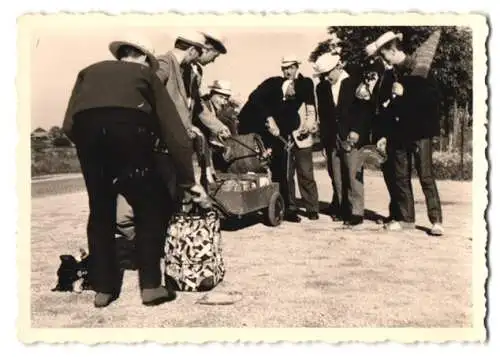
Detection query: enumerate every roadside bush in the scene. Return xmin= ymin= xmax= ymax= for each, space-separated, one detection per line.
xmin=431 ymin=151 xmax=472 ymax=181
xmin=313 ymin=150 xmax=472 ymax=181
xmin=31 ymin=147 xmax=81 ymax=177
xmin=33 ymin=146 xmax=472 ymax=182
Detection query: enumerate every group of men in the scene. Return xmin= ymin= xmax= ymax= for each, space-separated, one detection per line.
xmin=238 ymin=30 xmax=444 ymax=236
xmin=62 ymin=27 xmax=445 ymax=308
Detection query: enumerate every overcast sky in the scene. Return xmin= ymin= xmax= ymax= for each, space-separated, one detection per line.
xmin=30 ymin=25 xmax=329 ymax=129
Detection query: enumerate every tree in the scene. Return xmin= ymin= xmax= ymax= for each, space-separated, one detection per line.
xmin=52 ymin=136 xmax=72 ymax=147
xmin=32 ymin=127 xmax=48 ymax=135
xmin=48 ymin=125 xmax=63 ymax=140
xmin=48 ymin=125 xmax=72 ymax=147
xmin=309 ymin=26 xmax=473 ymax=143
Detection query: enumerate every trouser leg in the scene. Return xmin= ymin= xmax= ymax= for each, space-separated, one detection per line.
xmin=393 ymin=147 xmax=415 ymax=223
xmin=326 ymin=147 xmax=344 ymax=215
xmin=413 ymin=138 xmax=443 ymax=224
xmin=294 ymin=146 xmax=319 ymax=213
xmin=345 ymin=148 xmax=365 ymax=217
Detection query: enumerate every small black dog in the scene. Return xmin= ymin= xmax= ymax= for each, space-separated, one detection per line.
xmin=51 ymin=249 xmax=92 ymax=293
xmin=51 ymin=237 xmax=138 ymax=293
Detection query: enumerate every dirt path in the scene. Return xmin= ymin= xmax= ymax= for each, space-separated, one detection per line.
xmin=30 ymin=170 xmax=473 ymax=328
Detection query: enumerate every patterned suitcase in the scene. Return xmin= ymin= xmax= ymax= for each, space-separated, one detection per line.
xmin=164 ymin=208 xmax=225 ymax=292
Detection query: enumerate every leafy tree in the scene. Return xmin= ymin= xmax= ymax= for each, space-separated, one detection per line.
xmin=32 ymin=127 xmax=48 ymax=135
xmin=309 ymin=26 xmax=473 ymax=136
xmin=48 ymin=125 xmax=63 ymax=139
xmin=48 ymin=125 xmax=72 ymax=147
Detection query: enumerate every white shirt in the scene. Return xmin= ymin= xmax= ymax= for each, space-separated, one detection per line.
xmin=330 ymin=70 xmax=350 ymax=105
xmin=187 ymin=62 xmax=202 ymax=109
xmin=282 ymin=72 xmax=299 ymax=101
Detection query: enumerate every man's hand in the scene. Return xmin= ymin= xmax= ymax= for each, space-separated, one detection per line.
xmin=376 ymin=137 xmax=387 ymax=154
xmin=309 ymin=122 xmax=319 ymax=134
xmin=392 ymin=82 xmax=404 ymax=97
xmin=188 ymin=126 xmax=204 ymax=139
xmin=347 ymin=131 xmax=360 ymax=144
xmin=266 ymin=117 xmax=280 ymax=137
xmin=355 ymin=83 xmax=371 ymax=100
xmin=217 ymin=126 xmax=231 ymax=139
xmin=297 ymin=126 xmax=308 ymax=135
xmin=189 ymin=184 xmax=212 ymax=209
xmin=302 ymin=120 xmax=319 ymax=134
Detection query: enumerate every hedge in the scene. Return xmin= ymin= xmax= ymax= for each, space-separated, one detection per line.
xmin=32 ymin=147 xmax=472 ymax=181
xmin=313 ymin=150 xmax=472 ymax=181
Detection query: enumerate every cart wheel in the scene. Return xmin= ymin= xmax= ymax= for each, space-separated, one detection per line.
xmin=264 ymin=192 xmax=285 ymax=226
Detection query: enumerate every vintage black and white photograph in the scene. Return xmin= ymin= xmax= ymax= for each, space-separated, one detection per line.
xmin=18 ymin=13 xmax=488 ymax=342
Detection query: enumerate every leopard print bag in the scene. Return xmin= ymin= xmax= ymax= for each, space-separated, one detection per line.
xmin=164 ymin=209 xmax=225 ymax=292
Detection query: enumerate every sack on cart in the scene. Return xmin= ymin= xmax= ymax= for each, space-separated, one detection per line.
xmin=214 ymin=133 xmax=270 ymax=174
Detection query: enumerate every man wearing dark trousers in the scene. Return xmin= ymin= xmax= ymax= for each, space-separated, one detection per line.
xmin=314 ymin=53 xmax=371 ymax=226
xmin=361 ymin=55 xmax=400 ymax=224
xmin=62 ymin=36 xmax=210 ymax=308
xmin=238 ymin=55 xmax=319 ymax=222
xmin=366 ymin=31 xmax=444 ymax=236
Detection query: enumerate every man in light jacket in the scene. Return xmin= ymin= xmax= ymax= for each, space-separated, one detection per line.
xmin=116 ymin=32 xmax=209 ymax=240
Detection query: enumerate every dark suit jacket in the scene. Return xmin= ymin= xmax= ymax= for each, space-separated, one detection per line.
xmin=62 ymin=60 xmax=195 ymax=188
xmin=383 ymin=73 xmax=441 ymax=145
xmin=370 ymin=68 xmax=398 ymax=143
xmin=237 ymin=74 xmax=315 ymax=144
xmin=316 ymin=75 xmax=370 ymax=148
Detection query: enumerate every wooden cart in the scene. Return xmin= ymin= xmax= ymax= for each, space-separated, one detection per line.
xmin=208 ymin=172 xmax=284 ymax=227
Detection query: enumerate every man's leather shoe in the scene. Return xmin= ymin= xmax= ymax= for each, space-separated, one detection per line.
xmin=141 ymin=286 xmax=176 ymax=306
xmin=330 ymin=214 xmax=344 ymax=222
xmin=284 ymin=211 xmax=301 ymax=223
xmin=346 ymin=215 xmax=364 ymax=226
xmin=307 ymin=211 xmax=319 ymax=220
xmin=94 ymin=292 xmax=119 ymax=308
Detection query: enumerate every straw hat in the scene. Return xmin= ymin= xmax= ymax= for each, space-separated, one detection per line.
xmin=312 ymin=53 xmax=342 ymax=77
xmin=109 ymin=35 xmax=159 ymax=71
xmin=281 ymin=54 xmax=301 ymax=68
xmin=200 ymin=30 xmax=227 ymax=54
xmin=208 ymin=80 xmax=232 ymax=96
xmin=365 ymin=31 xmax=403 ymax=57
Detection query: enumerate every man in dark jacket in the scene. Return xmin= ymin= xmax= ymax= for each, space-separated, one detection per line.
xmin=314 ymin=53 xmax=371 ymax=226
xmin=238 ymin=55 xmax=320 ymax=222
xmin=367 ymin=31 xmax=444 ymax=236
xmin=62 ymin=36 xmax=210 ymax=308
xmin=359 ymin=56 xmax=400 ymax=224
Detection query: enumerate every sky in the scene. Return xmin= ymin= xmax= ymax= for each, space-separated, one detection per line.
xmin=30 ymin=25 xmax=329 ymax=130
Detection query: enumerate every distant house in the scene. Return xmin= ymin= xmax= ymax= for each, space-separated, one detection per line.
xmin=31 ymin=127 xmax=50 ymax=140
xmin=31 ymin=127 xmax=52 ymax=150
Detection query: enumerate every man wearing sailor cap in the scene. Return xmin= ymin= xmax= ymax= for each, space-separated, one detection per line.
xmin=184 ymin=30 xmax=228 ymax=120
xmin=365 ymin=30 xmax=444 ymax=236
xmin=184 ymin=31 xmax=230 ymax=184
xmin=156 ymin=31 xmax=210 ymax=135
